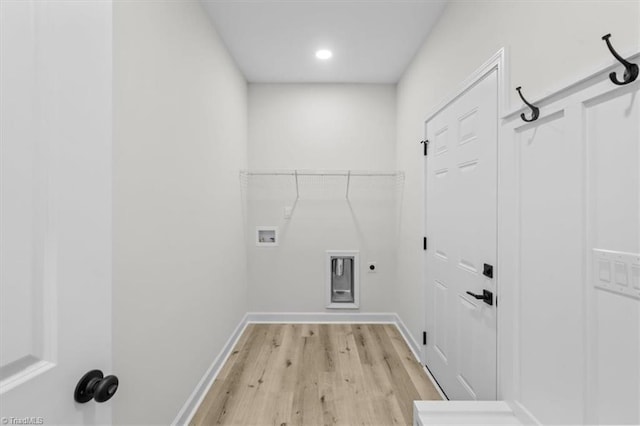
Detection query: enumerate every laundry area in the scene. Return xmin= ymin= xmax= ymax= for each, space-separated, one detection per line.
xmin=0 ymin=1 xmax=638 ymax=425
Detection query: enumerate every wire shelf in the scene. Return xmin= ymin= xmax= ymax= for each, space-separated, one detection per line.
xmin=239 ymin=169 xmax=405 ymax=200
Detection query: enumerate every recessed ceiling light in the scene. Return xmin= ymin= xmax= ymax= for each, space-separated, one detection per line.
xmin=315 ymin=49 xmax=333 ymax=60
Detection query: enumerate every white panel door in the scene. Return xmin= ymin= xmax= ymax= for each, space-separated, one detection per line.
xmin=0 ymin=1 xmax=113 ymax=423
xmin=424 ymin=69 xmax=498 ymax=400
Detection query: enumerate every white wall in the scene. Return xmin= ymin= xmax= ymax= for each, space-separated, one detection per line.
xmin=113 ymin=2 xmax=248 ymax=424
xmin=249 ymin=84 xmax=396 ymax=170
xmin=499 ymin=61 xmax=640 ymax=425
xmin=396 ymin=0 xmax=639 ymax=420
xmin=247 ymin=84 xmax=398 ymax=313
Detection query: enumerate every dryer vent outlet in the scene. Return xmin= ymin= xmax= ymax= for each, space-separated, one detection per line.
xmin=326 ymin=250 xmax=360 ymax=309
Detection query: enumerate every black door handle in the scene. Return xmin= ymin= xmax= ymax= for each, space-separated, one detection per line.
xmin=74 ymin=370 xmax=119 ymax=403
xmin=466 ymin=289 xmax=493 ymax=306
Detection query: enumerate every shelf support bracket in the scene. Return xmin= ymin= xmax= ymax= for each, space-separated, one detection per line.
xmin=345 ymin=170 xmax=351 ymax=199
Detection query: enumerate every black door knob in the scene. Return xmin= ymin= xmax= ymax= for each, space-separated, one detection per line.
xmin=74 ymin=370 xmax=119 ymax=403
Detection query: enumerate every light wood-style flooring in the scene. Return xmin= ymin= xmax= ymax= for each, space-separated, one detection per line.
xmin=190 ymin=323 xmax=441 ymax=425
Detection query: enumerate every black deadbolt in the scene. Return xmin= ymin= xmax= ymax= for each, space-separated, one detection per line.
xmin=74 ymin=370 xmax=119 ymax=403
xmin=483 ymin=263 xmax=494 ymax=279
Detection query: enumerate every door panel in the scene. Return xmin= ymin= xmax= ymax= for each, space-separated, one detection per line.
xmin=0 ymin=1 xmax=112 ymax=423
xmin=424 ymin=69 xmax=498 ymax=400
xmin=458 ymin=295 xmax=479 ymax=398
xmin=433 ymin=280 xmax=449 ymax=363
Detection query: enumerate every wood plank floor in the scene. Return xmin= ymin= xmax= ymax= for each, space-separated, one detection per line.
xmin=190 ymin=324 xmax=442 ymax=426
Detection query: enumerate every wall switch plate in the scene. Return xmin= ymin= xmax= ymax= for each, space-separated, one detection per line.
xmin=367 ymin=262 xmax=377 ymax=273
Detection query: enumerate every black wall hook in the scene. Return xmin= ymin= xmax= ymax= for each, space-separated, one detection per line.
xmin=516 ymin=86 xmax=539 ymax=122
xmin=602 ymin=33 xmax=638 ymax=85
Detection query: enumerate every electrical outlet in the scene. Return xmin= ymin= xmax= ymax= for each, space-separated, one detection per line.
xmin=367 ymin=262 xmax=377 ymax=273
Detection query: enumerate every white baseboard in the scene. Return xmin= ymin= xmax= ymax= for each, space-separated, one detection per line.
xmin=172 ymin=311 xmax=445 ymax=425
xmin=392 ymin=314 xmax=448 ymax=401
xmin=171 ymin=313 xmax=249 ymax=426
xmin=246 ymin=311 xmax=397 ymax=323
xmin=393 ymin=313 xmax=421 ymax=359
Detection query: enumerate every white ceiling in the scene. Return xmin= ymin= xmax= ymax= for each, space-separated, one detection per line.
xmin=201 ymin=1 xmax=447 ymax=83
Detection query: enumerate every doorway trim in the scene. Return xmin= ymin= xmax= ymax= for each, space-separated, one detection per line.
xmin=422 ymin=47 xmax=508 ymax=399
xmin=422 ymin=48 xmax=509 ymax=125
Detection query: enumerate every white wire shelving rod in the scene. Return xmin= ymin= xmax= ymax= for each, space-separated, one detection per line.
xmin=240 ymin=169 xmax=404 ymax=177
xmin=239 ymin=169 xmax=404 ymax=201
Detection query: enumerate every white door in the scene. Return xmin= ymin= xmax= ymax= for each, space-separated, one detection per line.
xmin=424 ymin=69 xmax=498 ymax=400
xmin=1 ymin=1 xmax=113 ymax=423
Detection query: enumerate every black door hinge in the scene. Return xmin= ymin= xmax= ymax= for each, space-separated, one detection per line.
xmin=420 ymin=140 xmax=429 ymax=156
xmin=423 ymin=237 xmax=427 ymax=250
xmin=423 ymin=331 xmax=427 ymax=345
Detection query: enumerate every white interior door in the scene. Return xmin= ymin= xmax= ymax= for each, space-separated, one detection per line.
xmin=424 ymin=69 xmax=498 ymax=400
xmin=1 ymin=1 xmax=113 ymax=423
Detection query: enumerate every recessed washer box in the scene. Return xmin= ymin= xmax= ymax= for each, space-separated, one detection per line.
xmin=326 ymin=250 xmax=360 ymax=309
xmin=256 ymin=226 xmax=278 ymax=247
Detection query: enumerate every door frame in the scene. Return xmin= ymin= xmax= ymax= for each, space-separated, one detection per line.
xmin=422 ymin=48 xmax=508 ymax=399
